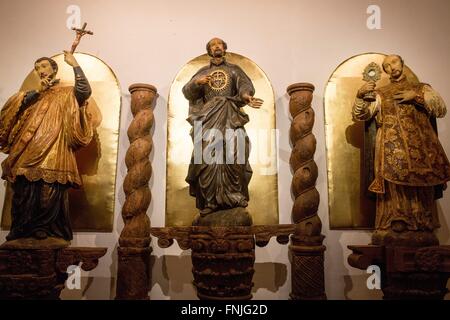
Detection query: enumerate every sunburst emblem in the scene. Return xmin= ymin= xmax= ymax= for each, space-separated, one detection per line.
xmin=208 ymin=69 xmax=229 ymax=91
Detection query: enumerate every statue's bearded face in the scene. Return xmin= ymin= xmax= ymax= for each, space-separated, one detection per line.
xmin=35 ymin=60 xmax=56 ymax=80
xmin=208 ymin=38 xmax=225 ymax=58
xmin=383 ymin=55 xmax=404 ymax=79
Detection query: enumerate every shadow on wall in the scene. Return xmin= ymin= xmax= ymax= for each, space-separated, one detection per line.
xmin=60 ymin=276 xmax=112 ymax=300
xmin=151 ymin=254 xmax=288 ymax=300
xmin=437 ymin=201 xmax=450 ymax=244
xmin=343 ymin=275 xmax=383 ymax=300
xmin=59 ymin=242 xmax=118 ymax=300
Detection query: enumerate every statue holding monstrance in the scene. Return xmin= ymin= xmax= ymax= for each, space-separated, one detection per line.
xmin=0 ymin=23 xmax=94 ymax=243
xmin=352 ymin=54 xmax=450 ymax=246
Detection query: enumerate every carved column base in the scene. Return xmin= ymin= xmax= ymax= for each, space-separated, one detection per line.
xmin=116 ymin=246 xmax=152 ymax=300
xmin=0 ymin=242 xmax=106 ymax=300
xmin=289 ymin=235 xmax=326 ymax=300
xmin=348 ymin=245 xmax=450 ymax=300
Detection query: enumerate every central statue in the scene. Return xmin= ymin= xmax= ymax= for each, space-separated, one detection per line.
xmin=183 ymin=38 xmax=263 ymax=225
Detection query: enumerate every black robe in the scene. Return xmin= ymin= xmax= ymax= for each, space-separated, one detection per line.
xmin=183 ymin=59 xmax=254 ymax=211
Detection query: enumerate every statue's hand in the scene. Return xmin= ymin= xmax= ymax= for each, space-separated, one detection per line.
xmin=357 ymin=81 xmax=376 ymax=99
xmin=243 ymin=94 xmax=264 ymax=108
xmin=195 ymin=75 xmax=212 ymax=85
xmin=63 ymin=50 xmax=80 ymax=68
xmin=38 ymin=76 xmax=55 ymax=93
xmin=393 ymin=90 xmax=416 ymax=103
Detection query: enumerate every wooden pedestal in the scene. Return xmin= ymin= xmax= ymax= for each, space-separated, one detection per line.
xmin=348 ymin=245 xmax=450 ymax=299
xmin=0 ymin=241 xmax=106 ymax=300
xmin=152 ymin=225 xmax=294 ymax=300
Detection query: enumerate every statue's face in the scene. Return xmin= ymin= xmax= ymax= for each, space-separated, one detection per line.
xmin=382 ymin=55 xmax=403 ymax=79
xmin=208 ymin=38 xmax=225 ymax=58
xmin=35 ymin=59 xmax=56 ymax=80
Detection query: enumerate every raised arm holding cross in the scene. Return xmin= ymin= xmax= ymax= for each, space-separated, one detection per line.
xmin=70 ymin=22 xmax=93 ymax=54
xmin=62 ymin=22 xmax=94 ymax=77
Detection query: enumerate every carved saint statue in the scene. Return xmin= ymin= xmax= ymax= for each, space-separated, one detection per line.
xmin=352 ymin=54 xmax=450 ymax=245
xmin=183 ymin=38 xmax=263 ymax=224
xmin=0 ymin=52 xmax=93 ymax=241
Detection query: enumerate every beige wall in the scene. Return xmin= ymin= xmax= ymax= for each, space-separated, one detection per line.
xmin=0 ymin=0 xmax=449 ymax=300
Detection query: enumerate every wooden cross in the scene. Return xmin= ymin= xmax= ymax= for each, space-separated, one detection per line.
xmin=70 ymin=22 xmax=94 ymax=54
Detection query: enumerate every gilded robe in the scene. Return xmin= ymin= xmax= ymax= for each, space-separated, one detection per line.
xmin=352 ymin=76 xmax=450 ymax=231
xmin=0 ymin=87 xmax=93 ymax=185
xmin=0 ymin=68 xmax=93 ymax=240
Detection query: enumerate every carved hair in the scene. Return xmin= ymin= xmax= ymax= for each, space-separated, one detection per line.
xmin=206 ymin=38 xmax=227 ymax=57
xmin=34 ymin=57 xmax=59 ymax=74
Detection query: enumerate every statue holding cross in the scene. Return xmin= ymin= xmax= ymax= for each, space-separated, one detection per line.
xmin=0 ymin=23 xmax=95 ymax=244
xmin=70 ymin=22 xmax=94 ymax=54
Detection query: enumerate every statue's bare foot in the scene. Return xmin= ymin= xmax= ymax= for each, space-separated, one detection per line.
xmin=34 ymin=231 xmax=48 ymax=240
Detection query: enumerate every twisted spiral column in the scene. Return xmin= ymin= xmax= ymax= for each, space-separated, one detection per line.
xmin=286 ymin=83 xmax=326 ymax=300
xmin=116 ymin=83 xmax=157 ymax=300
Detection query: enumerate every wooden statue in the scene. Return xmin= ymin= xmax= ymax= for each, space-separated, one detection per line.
xmin=0 ymin=25 xmax=107 ymax=300
xmin=352 ymin=54 xmax=450 ymax=246
xmin=0 ymin=25 xmax=94 ymax=243
xmin=348 ymin=54 xmax=450 ymax=299
xmin=182 ymin=38 xmax=263 ymax=226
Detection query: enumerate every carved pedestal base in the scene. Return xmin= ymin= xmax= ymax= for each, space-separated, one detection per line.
xmin=191 ymin=227 xmax=255 ymax=300
xmin=151 ymin=224 xmax=294 ymax=300
xmin=0 ymin=241 xmax=106 ymax=299
xmin=289 ymin=235 xmax=326 ymax=300
xmin=348 ymin=245 xmax=450 ymax=300
xmin=116 ymin=246 xmax=152 ymax=300
xmin=372 ymin=229 xmax=439 ymax=247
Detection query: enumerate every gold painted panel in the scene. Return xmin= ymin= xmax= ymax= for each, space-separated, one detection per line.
xmin=324 ymin=53 xmax=418 ymax=229
xmin=166 ymin=53 xmax=279 ymax=227
xmin=1 ymin=53 xmax=121 ymax=232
